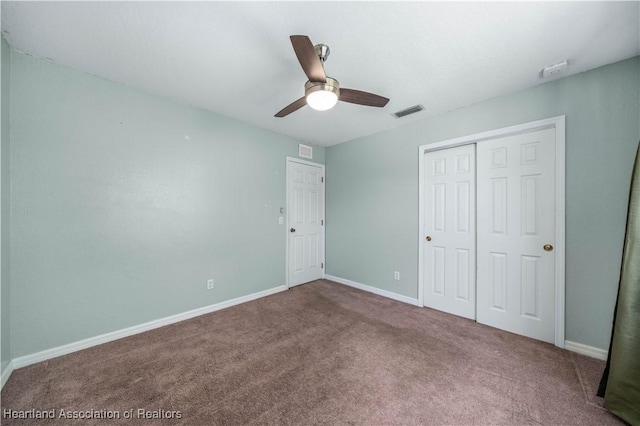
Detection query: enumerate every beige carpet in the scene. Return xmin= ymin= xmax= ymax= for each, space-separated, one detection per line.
xmin=1 ymin=279 xmax=622 ymax=425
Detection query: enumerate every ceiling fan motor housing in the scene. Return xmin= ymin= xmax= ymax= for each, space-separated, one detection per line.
xmin=305 ymin=77 xmax=340 ymax=96
xmin=305 ymin=77 xmax=340 ymax=111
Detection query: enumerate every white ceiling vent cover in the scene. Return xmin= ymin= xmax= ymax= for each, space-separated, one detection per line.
xmin=299 ymin=144 xmax=313 ymax=159
xmin=393 ymin=104 xmax=425 ymax=118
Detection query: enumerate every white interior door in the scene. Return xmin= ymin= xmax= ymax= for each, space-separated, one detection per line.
xmin=476 ymin=128 xmax=556 ymax=343
xmin=423 ymin=145 xmax=476 ymax=319
xmin=287 ymin=159 xmax=325 ymax=287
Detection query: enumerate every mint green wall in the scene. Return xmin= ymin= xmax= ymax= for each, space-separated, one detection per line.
xmin=6 ymin=46 xmax=637 ymax=360
xmin=9 ymin=51 xmax=323 ymax=358
xmin=326 ymin=57 xmax=640 ymax=350
xmin=0 ymin=37 xmax=11 ymax=372
xmin=1 ymin=37 xmax=11 ymax=375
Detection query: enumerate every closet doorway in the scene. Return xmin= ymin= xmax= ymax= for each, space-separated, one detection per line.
xmin=418 ymin=116 xmax=565 ymax=347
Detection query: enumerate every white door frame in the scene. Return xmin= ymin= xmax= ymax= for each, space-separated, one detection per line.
xmin=285 ymin=156 xmax=326 ymax=288
xmin=418 ymin=115 xmax=566 ymax=348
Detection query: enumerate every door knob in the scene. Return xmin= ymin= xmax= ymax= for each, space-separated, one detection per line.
xmin=290 ymin=228 xmax=296 ymax=233
xmin=426 ymin=236 xmax=432 ymax=242
xmin=544 ymin=244 xmax=553 ymax=252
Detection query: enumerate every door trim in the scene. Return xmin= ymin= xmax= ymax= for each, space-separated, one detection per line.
xmin=285 ymin=156 xmax=326 ymax=289
xmin=418 ymin=115 xmax=566 ymax=348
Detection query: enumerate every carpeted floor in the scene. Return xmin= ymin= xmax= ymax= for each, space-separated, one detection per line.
xmin=1 ymin=279 xmax=623 ymax=425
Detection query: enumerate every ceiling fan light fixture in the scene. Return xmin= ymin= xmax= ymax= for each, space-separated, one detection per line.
xmin=306 ymin=90 xmax=338 ymax=111
xmin=305 ymin=78 xmax=340 ymax=111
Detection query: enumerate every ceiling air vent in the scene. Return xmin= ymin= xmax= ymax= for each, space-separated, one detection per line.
xmin=299 ymin=144 xmax=313 ymax=159
xmin=392 ymin=104 xmax=424 ymax=119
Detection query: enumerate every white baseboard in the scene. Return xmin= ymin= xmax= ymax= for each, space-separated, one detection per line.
xmin=4 ymin=281 xmax=607 ymax=386
xmin=1 ymin=360 xmax=14 ymax=390
xmin=325 ymin=274 xmax=420 ymax=306
xmin=11 ymin=285 xmax=288 ymax=370
xmin=565 ymin=340 xmax=608 ymax=360
xmin=325 ymin=277 xmax=610 ymax=362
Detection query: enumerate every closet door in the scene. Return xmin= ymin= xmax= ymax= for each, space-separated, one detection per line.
xmin=423 ymin=145 xmax=476 ymax=319
xmin=476 ymin=128 xmax=556 ymax=343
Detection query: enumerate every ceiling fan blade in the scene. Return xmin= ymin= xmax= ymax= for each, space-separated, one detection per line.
xmin=275 ymin=97 xmax=307 ymax=118
xmin=290 ymin=35 xmax=326 ymax=83
xmin=339 ymin=88 xmax=389 ymax=107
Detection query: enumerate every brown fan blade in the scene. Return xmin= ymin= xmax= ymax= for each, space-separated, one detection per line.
xmin=339 ymin=88 xmax=389 ymax=107
xmin=290 ymin=35 xmax=326 ymax=83
xmin=275 ymin=97 xmax=307 ymax=118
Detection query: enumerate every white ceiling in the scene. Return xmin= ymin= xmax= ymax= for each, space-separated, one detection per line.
xmin=2 ymin=2 xmax=639 ymax=147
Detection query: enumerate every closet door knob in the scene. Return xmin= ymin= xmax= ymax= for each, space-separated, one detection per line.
xmin=544 ymin=244 xmax=553 ymax=252
xmin=290 ymin=228 xmax=296 ymax=233
xmin=426 ymin=236 xmax=432 ymax=242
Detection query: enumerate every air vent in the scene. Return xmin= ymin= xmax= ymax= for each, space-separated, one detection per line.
xmin=392 ymin=104 xmax=424 ymax=118
xmin=299 ymin=144 xmax=313 ymax=159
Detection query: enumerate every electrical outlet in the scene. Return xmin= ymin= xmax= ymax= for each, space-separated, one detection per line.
xmin=394 ymin=271 xmax=400 ymax=281
xmin=279 ymin=216 xmax=284 ymax=225
xmin=207 ymin=279 xmax=214 ymax=290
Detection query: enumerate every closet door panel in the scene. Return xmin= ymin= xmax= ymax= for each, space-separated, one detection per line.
xmin=423 ymin=145 xmax=476 ymax=319
xmin=476 ymin=129 xmax=556 ymax=343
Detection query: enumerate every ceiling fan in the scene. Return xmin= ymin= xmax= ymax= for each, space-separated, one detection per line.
xmin=275 ymin=35 xmax=390 ymax=118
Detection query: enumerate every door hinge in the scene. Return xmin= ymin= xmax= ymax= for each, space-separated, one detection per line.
xmin=321 ymin=219 xmax=324 ymax=226
xmin=321 ymin=176 xmax=324 ymax=183
xmin=321 ymin=263 xmax=324 ymax=269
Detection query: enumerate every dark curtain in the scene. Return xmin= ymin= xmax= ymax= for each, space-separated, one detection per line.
xmin=597 ymin=141 xmax=640 ymax=425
